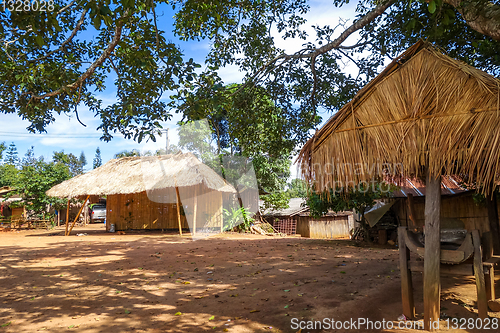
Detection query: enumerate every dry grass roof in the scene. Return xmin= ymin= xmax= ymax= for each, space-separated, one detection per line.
xmin=298 ymin=40 xmax=500 ymax=194
xmin=47 ymin=152 xmax=236 ymax=198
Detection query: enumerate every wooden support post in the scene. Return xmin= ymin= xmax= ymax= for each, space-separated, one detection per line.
xmin=65 ymin=199 xmax=70 ymax=235
xmin=423 ymin=172 xmax=441 ymax=331
xmin=175 ymin=186 xmax=182 ymax=236
xmin=56 ymin=210 xmax=60 ymax=227
xmin=67 ymin=196 xmax=90 ymax=236
xmin=193 ymin=186 xmax=197 ymax=236
xmin=398 ymin=226 xmax=415 ymax=319
xmin=484 ymin=264 xmax=495 ymax=301
xmin=472 ymin=230 xmax=488 ymax=318
xmin=407 ymin=193 xmax=417 ymax=229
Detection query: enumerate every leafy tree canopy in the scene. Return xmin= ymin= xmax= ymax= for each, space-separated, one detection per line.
xmin=1 ymin=0 xmax=498 ymax=155
xmin=53 ymin=150 xmax=86 ymax=176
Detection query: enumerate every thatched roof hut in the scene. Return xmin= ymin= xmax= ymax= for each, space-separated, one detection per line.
xmin=47 ymin=152 xmax=236 ymax=236
xmin=297 ymin=41 xmax=500 ymax=329
xmin=298 ymin=40 xmax=500 ymax=194
xmin=47 ymin=152 xmax=236 ymax=198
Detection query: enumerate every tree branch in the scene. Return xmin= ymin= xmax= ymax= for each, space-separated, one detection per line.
xmin=31 ymin=9 xmax=88 ymax=63
xmin=231 ymin=0 xmax=396 ymax=97
xmin=444 ymin=0 xmax=500 ymax=41
xmin=30 ymin=12 xmax=127 ymax=101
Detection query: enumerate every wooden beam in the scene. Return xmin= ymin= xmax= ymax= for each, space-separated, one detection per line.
xmin=423 ymin=171 xmax=441 ymax=331
xmin=472 ymin=230 xmax=488 ymax=318
xmin=65 ymin=199 xmax=70 ymax=236
xmin=67 ymin=195 xmax=90 ymax=236
xmin=175 ymin=186 xmax=182 ymax=236
xmin=398 ymin=226 xmax=415 ymax=319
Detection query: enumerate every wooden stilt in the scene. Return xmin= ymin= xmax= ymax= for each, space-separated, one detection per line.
xmin=423 ymin=171 xmax=441 ymax=331
xmin=193 ymin=186 xmax=197 ymax=236
xmin=57 ymin=210 xmax=60 ymax=227
xmin=65 ymin=199 xmax=70 ymax=236
xmin=472 ymin=230 xmax=488 ymax=318
xmin=398 ymin=226 xmax=415 ymax=319
xmin=175 ymin=186 xmax=182 ymax=236
xmin=67 ymin=195 xmax=90 ymax=236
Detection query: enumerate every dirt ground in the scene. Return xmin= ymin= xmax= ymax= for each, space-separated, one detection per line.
xmin=1 ymin=225 xmax=499 ymax=333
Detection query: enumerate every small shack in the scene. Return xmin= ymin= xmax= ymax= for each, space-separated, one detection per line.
xmin=261 ymin=198 xmax=354 ymax=238
xmin=47 ymin=152 xmax=236 ymax=235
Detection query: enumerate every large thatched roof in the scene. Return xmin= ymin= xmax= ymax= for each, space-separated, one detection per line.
xmin=47 ymin=152 xmax=236 ymax=198
xmin=298 ymin=41 xmax=500 ymax=194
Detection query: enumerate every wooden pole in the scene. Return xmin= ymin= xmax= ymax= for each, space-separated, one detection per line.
xmin=398 ymin=226 xmax=415 ymax=319
xmin=67 ymin=196 xmax=90 ymax=236
xmin=175 ymin=186 xmax=182 ymax=236
xmin=193 ymin=186 xmax=197 ymax=236
xmin=472 ymin=230 xmax=488 ymax=318
xmin=65 ymin=199 xmax=70 ymax=236
xmin=423 ymin=172 xmax=441 ymax=331
xmin=56 ymin=210 xmax=60 ymax=227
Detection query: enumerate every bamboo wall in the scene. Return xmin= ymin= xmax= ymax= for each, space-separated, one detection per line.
xmin=106 ymin=184 xmax=228 ymax=231
xmin=394 ymin=193 xmax=500 ymax=234
xmin=295 ymin=214 xmax=353 ymax=239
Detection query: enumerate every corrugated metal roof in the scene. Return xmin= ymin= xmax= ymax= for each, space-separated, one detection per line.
xmin=390 ymin=175 xmax=468 ymax=198
xmin=260 ymin=198 xmax=308 ymax=217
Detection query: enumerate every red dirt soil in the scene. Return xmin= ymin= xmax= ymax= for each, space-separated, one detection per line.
xmin=0 ymin=225 xmax=499 ymax=332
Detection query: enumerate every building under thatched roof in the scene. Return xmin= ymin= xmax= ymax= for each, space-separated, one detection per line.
xmin=298 ymin=40 xmax=500 ymax=194
xmin=47 ymin=152 xmax=237 ymax=234
xmin=297 ymin=41 xmax=500 ymax=329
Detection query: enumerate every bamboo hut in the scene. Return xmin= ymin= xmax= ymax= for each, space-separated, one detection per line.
xmin=47 ymin=152 xmax=236 ymax=236
xmin=298 ymin=41 xmax=500 ymax=329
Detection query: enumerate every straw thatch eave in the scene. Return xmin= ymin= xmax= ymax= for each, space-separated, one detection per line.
xmin=46 ymin=152 xmax=236 ymax=199
xmin=298 ymin=40 xmax=500 ymax=195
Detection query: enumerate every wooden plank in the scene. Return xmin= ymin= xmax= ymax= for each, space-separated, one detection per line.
xmin=472 ymin=230 xmax=488 ymax=318
xmin=423 ymin=171 xmax=441 ymax=331
xmin=398 ymin=226 xmax=415 ymax=319
xmin=175 ymin=186 xmax=182 ymax=236
xmin=67 ymin=195 xmax=90 ymax=236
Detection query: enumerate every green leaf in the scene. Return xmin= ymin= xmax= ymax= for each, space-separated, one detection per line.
xmin=428 ymin=1 xmax=436 ymax=14
xmin=175 ymin=312 xmax=182 ymax=316
xmin=209 ymin=315 xmax=215 ymax=321
xmin=1 ymin=322 xmax=11 ymax=327
xmin=35 ymin=35 xmax=44 ymax=46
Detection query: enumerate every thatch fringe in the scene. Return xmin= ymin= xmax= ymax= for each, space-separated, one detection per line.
xmin=47 ymin=152 xmax=236 ymax=199
xmin=298 ymin=41 xmax=500 ymax=195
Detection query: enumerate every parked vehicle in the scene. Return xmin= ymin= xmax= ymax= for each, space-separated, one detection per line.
xmin=91 ymin=204 xmax=106 ymax=223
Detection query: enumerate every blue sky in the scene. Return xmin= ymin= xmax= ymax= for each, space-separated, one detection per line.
xmin=0 ymin=1 xmax=360 ymax=178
